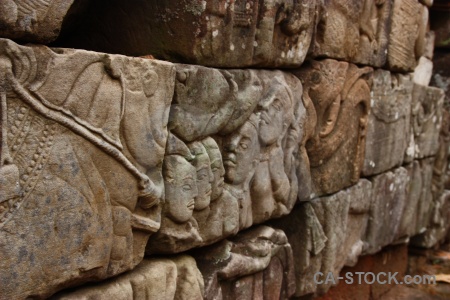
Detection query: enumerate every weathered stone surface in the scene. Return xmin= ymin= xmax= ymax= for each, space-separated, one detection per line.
xmin=316 ymin=244 xmax=408 ymax=300
xmin=363 ymin=70 xmax=413 ymax=176
xmin=192 ymin=225 xmax=295 ymax=300
xmin=410 ymin=190 xmax=450 ymax=247
xmin=56 ymin=0 xmax=319 ymax=68
xmin=406 ymin=84 xmax=445 ymax=161
xmin=51 ymin=255 xmax=204 ymax=300
xmin=293 ymin=59 xmax=372 ymax=196
xmin=271 ymin=179 xmax=372 ymax=297
xmin=147 ymin=66 xmax=311 ymax=254
xmin=365 ymin=167 xmax=409 ymax=255
xmin=397 ymin=158 xmax=434 ymax=240
xmin=387 ymin=0 xmax=428 ymax=72
xmin=0 ymin=38 xmax=175 ymax=299
xmin=311 ymin=0 xmax=392 ymax=67
xmin=0 ymin=0 xmax=81 ymax=43
xmin=410 ymin=109 xmax=450 ymax=247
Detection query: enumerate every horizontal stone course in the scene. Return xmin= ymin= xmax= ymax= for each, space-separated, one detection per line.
xmin=0 ymin=0 xmax=448 ymax=298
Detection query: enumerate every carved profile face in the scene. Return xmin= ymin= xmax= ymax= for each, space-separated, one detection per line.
xmin=163 ymin=155 xmax=198 ymax=223
xmin=222 ymin=116 xmax=260 ymax=185
xmin=189 ymin=142 xmax=214 ymax=211
xmin=257 ymin=82 xmax=292 ymax=146
xmin=203 ymin=138 xmax=226 ymax=201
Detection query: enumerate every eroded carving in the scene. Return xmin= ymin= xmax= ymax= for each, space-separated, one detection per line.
xmin=0 ymin=0 xmax=80 ymax=43
xmin=293 ymin=59 xmax=372 ymax=196
xmin=387 ymin=0 xmax=429 ymax=71
xmin=271 ymin=179 xmax=372 ymax=297
xmin=407 ymin=84 xmax=445 ymax=160
xmin=52 ymin=255 xmax=204 ymax=300
xmin=55 ymin=0 xmax=319 ymax=68
xmin=365 ymin=167 xmax=409 ymax=254
xmin=0 ymin=38 xmax=174 ymax=299
xmin=363 ymin=70 xmax=413 ymax=176
xmin=147 ymin=66 xmax=310 ymax=254
xmin=311 ymin=0 xmax=392 ymax=67
xmin=193 ymin=225 xmax=295 ymax=300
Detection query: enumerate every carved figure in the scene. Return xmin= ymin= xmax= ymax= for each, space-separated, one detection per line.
xmin=294 ymin=59 xmax=372 ymax=195
xmin=222 ymin=114 xmax=261 ymax=230
xmin=0 ymin=38 xmax=174 ymax=299
xmin=252 ymin=77 xmax=294 ymax=223
xmin=146 ymin=133 xmax=202 ymax=254
xmin=197 ymin=137 xmax=239 ymax=243
xmin=193 ymin=225 xmax=296 ymax=300
xmin=312 ymin=0 xmax=392 ymax=66
xmin=0 ymin=0 xmax=78 ymax=43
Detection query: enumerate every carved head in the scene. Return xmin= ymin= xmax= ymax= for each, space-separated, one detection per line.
xmin=222 ymin=114 xmax=261 ymax=185
xmin=163 ymin=155 xmax=198 ymax=223
xmin=189 ymin=141 xmax=214 ymax=211
xmin=257 ymin=78 xmax=294 ymax=146
xmin=163 ymin=133 xmax=198 ymax=223
xmin=202 ymin=137 xmax=225 ymax=201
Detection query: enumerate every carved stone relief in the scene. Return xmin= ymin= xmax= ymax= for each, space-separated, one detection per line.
xmin=270 ymin=179 xmax=372 ymax=297
xmin=363 ymin=70 xmax=413 ymax=176
xmin=396 ymin=158 xmax=434 ymax=241
xmin=0 ymin=38 xmax=175 ymax=299
xmin=311 ymin=0 xmax=392 ymax=67
xmin=411 ymin=109 xmax=450 ymax=247
xmin=147 ymin=66 xmax=311 ymax=254
xmin=0 ymin=0 xmax=80 ymax=43
xmin=387 ymin=0 xmax=429 ymax=71
xmin=365 ymin=167 xmax=409 ymax=255
xmin=192 ymin=225 xmax=296 ymax=300
xmin=54 ymin=0 xmax=319 ymax=68
xmin=406 ymin=84 xmax=445 ymax=161
xmin=51 ymin=255 xmax=204 ymax=300
xmin=411 ymin=191 xmax=450 ymax=248
xmin=293 ymin=59 xmax=372 ymax=196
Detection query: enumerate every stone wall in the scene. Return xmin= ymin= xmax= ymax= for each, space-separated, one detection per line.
xmin=0 ymin=0 xmax=449 ymax=299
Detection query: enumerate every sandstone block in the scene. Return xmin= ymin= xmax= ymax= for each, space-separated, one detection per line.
xmin=387 ymin=0 xmax=428 ymax=72
xmin=192 ymin=225 xmax=296 ymax=300
xmin=271 ymin=179 xmax=372 ymax=297
xmin=52 ymin=255 xmax=204 ymax=300
xmin=293 ymin=59 xmax=372 ymax=196
xmin=311 ymin=0 xmax=392 ymax=67
xmin=406 ymin=84 xmax=445 ymax=161
xmin=397 ymin=158 xmax=434 ymax=240
xmin=146 ymin=66 xmax=312 ymax=254
xmin=363 ymin=70 xmax=413 ymax=176
xmin=365 ymin=167 xmax=410 ymax=255
xmin=56 ymin=0 xmax=319 ymax=68
xmin=0 ymin=0 xmax=80 ymax=43
xmin=0 ymin=38 xmax=175 ymax=299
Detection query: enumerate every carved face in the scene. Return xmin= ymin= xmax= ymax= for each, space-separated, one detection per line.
xmin=208 ymin=146 xmax=226 ymax=201
xmin=189 ymin=142 xmax=214 ymax=211
xmin=222 ymin=119 xmax=260 ymax=185
xmin=258 ymin=84 xmax=291 ymax=146
xmin=164 ymin=155 xmax=198 ymax=223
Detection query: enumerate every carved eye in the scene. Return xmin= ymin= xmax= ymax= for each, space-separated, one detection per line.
xmin=311 ymin=71 xmax=321 ymax=84
xmin=176 ymin=71 xmax=188 ymax=84
xmin=272 ymin=99 xmax=282 ymax=111
xmin=182 ymin=184 xmax=192 ymax=191
xmin=240 ymin=142 xmax=248 ymax=149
